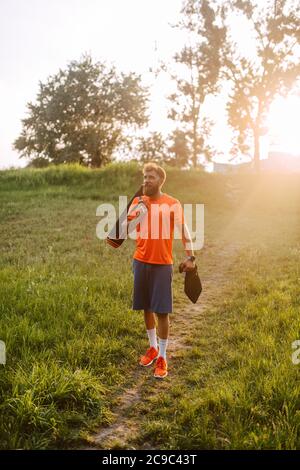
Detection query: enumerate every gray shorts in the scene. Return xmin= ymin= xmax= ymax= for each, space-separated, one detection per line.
xmin=132 ymin=259 xmax=173 ymax=314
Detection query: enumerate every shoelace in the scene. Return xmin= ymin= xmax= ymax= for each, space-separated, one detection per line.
xmin=156 ymin=357 xmax=165 ymax=369
xmin=146 ymin=347 xmax=156 ymax=358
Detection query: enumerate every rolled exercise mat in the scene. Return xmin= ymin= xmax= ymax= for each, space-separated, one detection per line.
xmin=106 ymin=185 xmax=143 ymax=248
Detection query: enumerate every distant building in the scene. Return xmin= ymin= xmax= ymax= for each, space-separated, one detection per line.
xmin=212 ymin=160 xmax=252 ymax=174
xmin=212 ymin=151 xmax=300 ymax=173
xmin=261 ymin=151 xmax=300 ymax=172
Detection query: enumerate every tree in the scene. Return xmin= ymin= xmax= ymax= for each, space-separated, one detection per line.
xmin=222 ymin=0 xmax=300 ymax=171
xmin=136 ymin=131 xmax=168 ymax=163
xmin=167 ymin=0 xmax=226 ymax=167
xmin=168 ymin=129 xmax=190 ymax=168
xmin=14 ymin=55 xmax=148 ymax=167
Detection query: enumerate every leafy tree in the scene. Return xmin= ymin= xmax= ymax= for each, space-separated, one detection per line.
xmin=136 ymin=131 xmax=167 ymax=163
xmin=15 ymin=55 xmax=148 ymax=167
xmin=222 ymin=0 xmax=300 ymax=171
xmin=167 ymin=0 xmax=226 ymax=167
xmin=168 ymin=129 xmax=190 ymax=168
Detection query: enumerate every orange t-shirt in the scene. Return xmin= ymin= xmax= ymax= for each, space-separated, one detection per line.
xmin=127 ymin=193 xmax=184 ymax=265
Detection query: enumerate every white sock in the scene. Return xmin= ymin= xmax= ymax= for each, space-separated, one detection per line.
xmin=159 ymin=338 xmax=168 ymax=360
xmin=147 ymin=328 xmax=158 ymax=350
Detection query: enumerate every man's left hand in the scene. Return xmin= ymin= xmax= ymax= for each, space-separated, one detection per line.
xmin=180 ymin=258 xmax=196 ymax=272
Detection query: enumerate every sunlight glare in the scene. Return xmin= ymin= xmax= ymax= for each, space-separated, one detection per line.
xmin=268 ymin=96 xmax=300 ymax=155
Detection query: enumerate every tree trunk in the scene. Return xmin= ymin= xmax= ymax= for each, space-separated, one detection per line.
xmin=91 ymin=150 xmax=101 ymax=168
xmin=253 ymin=128 xmax=260 ymax=173
xmin=192 ymin=119 xmax=198 ymax=168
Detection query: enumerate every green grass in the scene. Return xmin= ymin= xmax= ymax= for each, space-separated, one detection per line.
xmin=136 ymin=245 xmax=300 ymax=449
xmin=0 ymin=163 xmax=146 ymax=448
xmin=1 ymin=162 xmax=300 ymax=449
xmin=132 ymin=174 xmax=300 ymax=450
xmin=0 ymin=163 xmax=229 ymax=449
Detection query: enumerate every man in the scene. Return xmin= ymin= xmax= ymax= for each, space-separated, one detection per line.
xmin=127 ymin=162 xmax=195 ymax=379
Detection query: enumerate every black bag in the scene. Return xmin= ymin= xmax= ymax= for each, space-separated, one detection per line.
xmin=179 ymin=263 xmax=202 ymax=304
xmin=106 ymin=186 xmax=143 ymax=248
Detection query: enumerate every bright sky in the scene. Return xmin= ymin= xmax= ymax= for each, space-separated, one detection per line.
xmin=0 ymin=0 xmax=299 ymax=169
xmin=0 ymin=0 xmax=184 ymax=169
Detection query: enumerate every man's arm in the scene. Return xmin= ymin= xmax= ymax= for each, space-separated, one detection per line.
xmin=180 ymin=223 xmax=196 ymax=271
xmin=182 ymin=222 xmax=194 ymax=257
xmin=173 ymin=200 xmax=196 ymax=272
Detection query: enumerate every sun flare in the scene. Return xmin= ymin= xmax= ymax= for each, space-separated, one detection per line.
xmin=268 ymin=96 xmax=300 ymax=156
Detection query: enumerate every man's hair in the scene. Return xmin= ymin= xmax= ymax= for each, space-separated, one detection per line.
xmin=143 ymin=162 xmax=166 ymax=186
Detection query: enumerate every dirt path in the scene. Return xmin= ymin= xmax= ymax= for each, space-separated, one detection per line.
xmin=83 ymin=234 xmax=242 ymax=450
xmin=80 ymin=175 xmax=300 ymax=450
xmin=82 ymin=181 xmax=251 ymax=450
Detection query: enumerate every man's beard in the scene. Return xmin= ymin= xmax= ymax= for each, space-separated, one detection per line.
xmin=143 ymin=184 xmax=160 ymax=197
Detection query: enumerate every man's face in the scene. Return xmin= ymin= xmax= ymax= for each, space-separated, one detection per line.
xmin=143 ymin=170 xmax=161 ymax=196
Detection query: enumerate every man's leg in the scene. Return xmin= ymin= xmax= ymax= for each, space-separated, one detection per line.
xmin=139 ymin=310 xmax=158 ymax=366
xmin=156 ymin=313 xmax=169 ymax=360
xmin=144 ymin=310 xmax=158 ymax=350
xmin=156 ymin=313 xmax=169 ymax=340
xmin=153 ymin=313 xmax=169 ymax=379
xmin=144 ymin=310 xmax=156 ymax=330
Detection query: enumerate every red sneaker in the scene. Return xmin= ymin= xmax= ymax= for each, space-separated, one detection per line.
xmin=139 ymin=346 xmax=158 ymax=367
xmin=154 ymin=356 xmax=168 ymax=379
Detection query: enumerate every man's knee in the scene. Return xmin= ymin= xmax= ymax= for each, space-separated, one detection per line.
xmin=156 ymin=313 xmax=169 ymax=323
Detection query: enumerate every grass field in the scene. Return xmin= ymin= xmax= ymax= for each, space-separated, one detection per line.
xmin=0 ymin=163 xmax=300 ymax=449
